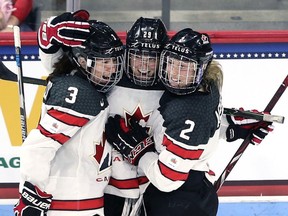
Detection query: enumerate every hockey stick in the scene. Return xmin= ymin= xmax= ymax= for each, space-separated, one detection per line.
xmin=214 ymin=74 xmax=288 ymax=192
xmin=0 ymin=60 xmax=46 ymax=86
xmin=223 ymin=108 xmax=285 ymax=124
xmin=13 ymin=26 xmax=27 ymax=142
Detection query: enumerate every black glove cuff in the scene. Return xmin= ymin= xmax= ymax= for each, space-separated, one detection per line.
xmin=226 ymin=125 xmax=250 ymax=142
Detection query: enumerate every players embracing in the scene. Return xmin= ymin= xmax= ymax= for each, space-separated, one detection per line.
xmin=14 ymin=9 xmax=274 ymax=216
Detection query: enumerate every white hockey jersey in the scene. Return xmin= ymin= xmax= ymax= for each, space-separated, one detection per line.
xmin=19 ymin=72 xmax=112 ymax=216
xmin=104 ymin=75 xmax=165 ymax=199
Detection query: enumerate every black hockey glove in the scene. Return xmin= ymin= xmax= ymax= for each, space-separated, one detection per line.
xmin=105 ymin=115 xmax=155 ymax=165
xmin=38 ymin=10 xmax=90 ymax=53
xmin=226 ymin=108 xmax=274 ymax=145
xmin=14 ymin=181 xmax=52 ymax=216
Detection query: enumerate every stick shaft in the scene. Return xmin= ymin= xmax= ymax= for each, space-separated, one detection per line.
xmin=13 ymin=26 xmax=28 ymax=142
xmin=214 ymin=75 xmax=288 ymax=191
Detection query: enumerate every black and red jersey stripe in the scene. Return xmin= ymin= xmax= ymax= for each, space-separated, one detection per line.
xmin=158 ymin=161 xmax=189 ymax=181
xmin=47 ymin=108 xmax=90 ymax=127
xmin=163 ymin=135 xmax=204 ymax=160
xmin=37 ymin=124 xmax=70 ymax=145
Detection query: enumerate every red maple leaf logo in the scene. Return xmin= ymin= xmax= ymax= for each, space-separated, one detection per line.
xmin=94 ymin=133 xmax=106 ymax=164
xmin=123 ymin=105 xmax=152 ymax=133
xmin=93 ymin=133 xmax=111 ymax=173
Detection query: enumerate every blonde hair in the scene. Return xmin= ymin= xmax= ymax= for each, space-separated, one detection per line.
xmin=203 ymin=60 xmax=223 ymax=92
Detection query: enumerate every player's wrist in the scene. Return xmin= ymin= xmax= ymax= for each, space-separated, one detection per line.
xmin=14 ymin=181 xmax=52 ymax=216
xmin=226 ymin=124 xmax=249 ymax=142
xmin=128 ymin=136 xmax=155 ymax=165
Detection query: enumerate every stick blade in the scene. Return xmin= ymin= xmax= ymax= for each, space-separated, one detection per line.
xmin=0 ymin=61 xmax=17 ymax=81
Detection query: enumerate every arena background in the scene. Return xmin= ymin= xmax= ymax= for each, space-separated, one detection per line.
xmin=1 ymin=0 xmax=288 ymax=215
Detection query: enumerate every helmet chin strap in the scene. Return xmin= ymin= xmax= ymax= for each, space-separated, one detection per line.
xmin=197 ymin=84 xmax=207 ymax=92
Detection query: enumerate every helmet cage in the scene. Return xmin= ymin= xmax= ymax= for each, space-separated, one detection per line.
xmin=125 ymin=17 xmax=168 ymax=86
xmin=159 ymin=50 xmax=209 ymax=95
xmin=72 ymin=49 xmax=124 ymax=93
xmin=86 ymin=55 xmax=124 ymax=92
xmin=125 ymin=49 xmax=159 ymax=86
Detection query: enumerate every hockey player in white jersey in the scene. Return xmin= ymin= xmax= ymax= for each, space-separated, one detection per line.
xmin=105 ymin=28 xmax=274 ymax=216
xmin=14 ymin=11 xmax=125 ymax=216
xmin=103 ymin=17 xmax=169 ymax=216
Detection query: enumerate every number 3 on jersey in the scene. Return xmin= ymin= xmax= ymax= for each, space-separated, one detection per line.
xmin=65 ymin=87 xmax=78 ymax=104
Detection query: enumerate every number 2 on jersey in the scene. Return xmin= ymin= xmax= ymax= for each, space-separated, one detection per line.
xmin=180 ymin=120 xmax=195 ymax=140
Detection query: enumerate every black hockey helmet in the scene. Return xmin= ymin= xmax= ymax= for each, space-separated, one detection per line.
xmin=125 ymin=17 xmax=169 ymax=86
xmin=159 ymin=28 xmax=214 ymax=95
xmin=71 ymin=20 xmax=124 ymax=92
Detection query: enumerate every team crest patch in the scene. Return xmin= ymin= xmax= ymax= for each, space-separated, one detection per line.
xmin=48 ymin=122 xmax=59 ymax=133
xmin=123 ymin=105 xmax=152 ymax=133
xmin=167 ymin=156 xmax=179 ymax=169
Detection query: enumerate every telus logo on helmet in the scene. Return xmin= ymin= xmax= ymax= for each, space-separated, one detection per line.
xmin=165 ymin=44 xmax=190 ymax=54
xmin=105 ymin=46 xmax=124 ymax=54
xmin=130 ymin=42 xmax=161 ymax=49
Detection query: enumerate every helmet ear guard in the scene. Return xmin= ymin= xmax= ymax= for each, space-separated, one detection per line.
xmin=159 ymin=28 xmax=214 ymax=95
xmin=70 ymin=20 xmax=125 ymax=93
